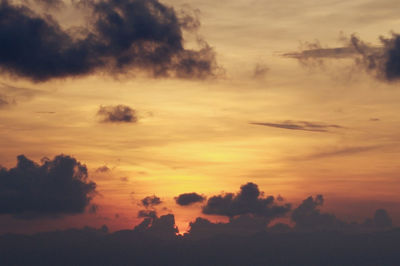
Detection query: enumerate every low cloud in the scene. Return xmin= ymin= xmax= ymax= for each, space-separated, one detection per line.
xmin=250 ymin=120 xmax=342 ymax=132
xmin=175 ymin=192 xmax=205 ymax=206
xmin=0 ymin=154 xmax=97 ymax=218
xmin=97 ymin=105 xmax=137 ymax=123
xmin=202 ymin=182 xmax=291 ymax=219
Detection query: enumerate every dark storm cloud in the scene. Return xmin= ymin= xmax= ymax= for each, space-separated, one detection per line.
xmin=0 ymin=0 xmax=220 ymax=81
xmin=202 ymin=182 xmax=291 ymax=219
xmin=0 ymin=154 xmax=96 ymax=218
xmin=250 ymin=120 xmax=342 ymax=132
xmin=97 ymin=105 xmax=137 ymax=123
xmin=175 ymin=192 xmax=205 ymax=206
xmin=141 ymin=195 xmax=162 ymax=208
xmin=285 ymin=33 xmax=400 ymax=81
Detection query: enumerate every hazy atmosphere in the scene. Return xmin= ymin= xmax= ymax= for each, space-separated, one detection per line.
xmin=1 ymin=0 xmax=400 ymax=264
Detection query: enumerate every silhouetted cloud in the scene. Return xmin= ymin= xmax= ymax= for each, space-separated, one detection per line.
xmin=175 ymin=192 xmax=205 ymax=206
xmin=0 ymin=154 xmax=96 ymax=218
xmin=97 ymin=105 xmax=137 ymax=123
xmin=0 ymin=0 xmax=220 ymax=81
xmin=188 ymin=215 xmax=272 ymax=239
xmin=250 ymin=120 xmax=342 ymax=132
xmin=285 ymin=33 xmax=400 ymax=82
xmin=291 ymin=195 xmax=346 ymax=231
xmin=134 ymin=213 xmax=178 ymax=239
xmin=141 ymin=195 xmax=162 ymax=208
xmin=202 ymin=182 xmax=291 ymax=219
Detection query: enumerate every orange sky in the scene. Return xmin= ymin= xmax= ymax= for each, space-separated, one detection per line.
xmin=1 ymin=0 xmax=400 ymax=233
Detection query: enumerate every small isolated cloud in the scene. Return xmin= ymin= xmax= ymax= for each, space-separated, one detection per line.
xmin=175 ymin=192 xmax=205 ymax=206
xmin=95 ymin=165 xmax=110 ymax=173
xmin=141 ymin=195 xmax=162 ymax=208
xmin=284 ymin=33 xmax=400 ymax=82
xmin=250 ymin=120 xmax=342 ymax=132
xmin=0 ymin=154 xmax=97 ymax=219
xmin=202 ymin=182 xmax=291 ymax=219
xmin=253 ymin=63 xmax=269 ymax=79
xmin=97 ymin=105 xmax=137 ymax=123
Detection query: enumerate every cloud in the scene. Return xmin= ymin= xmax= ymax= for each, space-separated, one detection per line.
xmin=253 ymin=63 xmax=269 ymax=79
xmin=300 ymin=145 xmax=381 ymax=160
xmin=0 ymin=0 xmax=220 ymax=81
xmin=95 ymin=165 xmax=110 ymax=173
xmin=175 ymin=192 xmax=205 ymax=206
xmin=250 ymin=120 xmax=342 ymax=132
xmin=97 ymin=105 xmax=137 ymax=123
xmin=141 ymin=195 xmax=162 ymax=208
xmin=291 ymin=195 xmax=347 ymax=231
xmin=202 ymin=182 xmax=291 ymax=219
xmin=0 ymin=83 xmax=42 ymax=108
xmin=188 ymin=215 xmax=273 ymax=239
xmin=284 ymin=33 xmax=400 ymax=82
xmin=0 ymin=94 xmax=12 ymax=108
xmin=134 ymin=213 xmax=178 ymax=239
xmin=0 ymin=154 xmax=96 ymax=218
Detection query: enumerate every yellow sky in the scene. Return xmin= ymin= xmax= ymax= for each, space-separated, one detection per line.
xmin=1 ymin=0 xmax=400 ymax=232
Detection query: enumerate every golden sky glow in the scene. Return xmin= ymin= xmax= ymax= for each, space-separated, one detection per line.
xmin=1 ymin=0 xmax=400 ymax=233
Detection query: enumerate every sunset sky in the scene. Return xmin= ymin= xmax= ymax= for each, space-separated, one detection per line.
xmin=1 ymin=0 xmax=400 ymax=234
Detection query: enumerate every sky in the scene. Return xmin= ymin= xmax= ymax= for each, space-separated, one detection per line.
xmin=0 ymin=0 xmax=400 ymax=235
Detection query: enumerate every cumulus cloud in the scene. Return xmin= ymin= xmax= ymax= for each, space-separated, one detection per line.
xmin=202 ymin=182 xmax=291 ymax=219
xmin=291 ymin=195 xmax=347 ymax=231
xmin=134 ymin=213 xmax=178 ymax=239
xmin=141 ymin=195 xmax=162 ymax=208
xmin=0 ymin=154 xmax=96 ymax=218
xmin=250 ymin=120 xmax=342 ymax=132
xmin=175 ymin=192 xmax=205 ymax=206
xmin=97 ymin=105 xmax=137 ymax=123
xmin=284 ymin=33 xmax=400 ymax=82
xmin=0 ymin=0 xmax=220 ymax=81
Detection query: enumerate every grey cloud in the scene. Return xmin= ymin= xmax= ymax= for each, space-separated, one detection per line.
xmin=0 ymin=0 xmax=220 ymax=81
xmin=202 ymin=182 xmax=291 ymax=219
xmin=285 ymin=33 xmax=400 ymax=82
xmin=0 ymin=154 xmax=97 ymax=218
xmin=141 ymin=195 xmax=162 ymax=208
xmin=97 ymin=105 xmax=137 ymax=123
xmin=250 ymin=120 xmax=342 ymax=132
xmin=175 ymin=192 xmax=205 ymax=206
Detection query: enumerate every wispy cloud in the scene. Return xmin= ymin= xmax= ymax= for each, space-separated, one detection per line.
xmin=250 ymin=120 xmax=343 ymax=132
